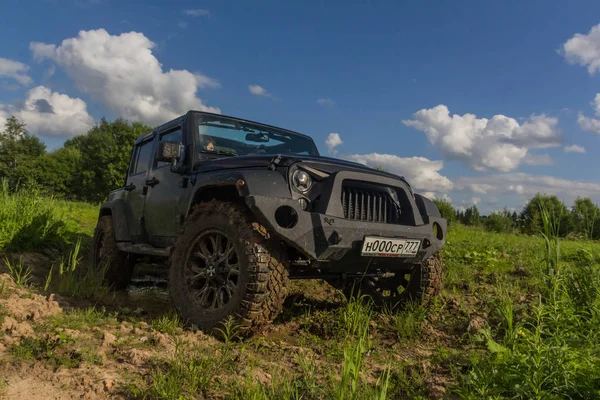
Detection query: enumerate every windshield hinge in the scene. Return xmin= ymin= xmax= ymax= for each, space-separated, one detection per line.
xmin=268 ymin=154 xmax=282 ymax=171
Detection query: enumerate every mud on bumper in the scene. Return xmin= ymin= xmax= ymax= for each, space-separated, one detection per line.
xmin=245 ymin=195 xmax=446 ymax=266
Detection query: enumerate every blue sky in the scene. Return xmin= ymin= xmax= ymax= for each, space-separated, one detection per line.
xmin=2 ymin=0 xmax=600 ymax=212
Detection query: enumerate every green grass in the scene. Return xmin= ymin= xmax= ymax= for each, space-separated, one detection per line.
xmin=453 ymin=209 xmax=600 ymax=399
xmin=151 ymin=312 xmax=184 ymax=335
xmin=50 ymin=307 xmax=118 ymax=330
xmin=3 ymin=255 xmax=32 ymax=287
xmin=0 ymin=180 xmax=97 ymax=253
xmin=4 ymin=187 xmax=600 ymax=398
xmin=48 ymin=239 xmax=111 ymax=300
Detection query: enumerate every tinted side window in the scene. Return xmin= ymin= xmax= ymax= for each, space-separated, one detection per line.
xmin=133 ymin=140 xmax=154 ymax=175
xmin=157 ymin=128 xmax=183 ymax=168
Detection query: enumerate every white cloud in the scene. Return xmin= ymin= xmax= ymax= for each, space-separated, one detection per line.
xmin=421 ymin=192 xmax=452 ymax=203
xmin=456 ymin=173 xmax=600 ymax=204
xmin=0 ymin=86 xmax=94 ymax=138
xmin=564 ymin=144 xmax=586 ymax=153
xmin=248 ymin=84 xmax=271 ymax=97
xmin=325 ymin=133 xmax=342 ymax=154
xmin=484 ymin=196 xmax=499 ymax=206
xmin=30 ymin=29 xmax=220 ymax=127
xmin=185 ymin=9 xmax=210 ymax=17
xmin=562 ymin=23 xmax=600 ymax=75
xmin=461 ymin=197 xmax=481 ymax=207
xmin=343 ymin=153 xmax=453 ymax=192
xmin=577 ymin=94 xmax=600 ymax=134
xmin=523 ymin=153 xmax=552 ymax=166
xmin=402 ymin=105 xmax=561 ymax=172
xmin=0 ymin=57 xmax=33 ymax=86
xmin=460 ymin=183 xmax=494 ymax=194
xmin=178 ymin=21 xmax=188 ymax=29
xmin=578 ymin=113 xmax=600 ymax=134
xmin=317 ymin=98 xmax=335 ymax=106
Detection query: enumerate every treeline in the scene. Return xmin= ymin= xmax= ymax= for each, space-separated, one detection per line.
xmin=2 ymin=116 xmax=600 ymax=239
xmin=0 ymin=116 xmax=151 ymax=202
xmin=434 ymin=195 xmax=600 ymax=239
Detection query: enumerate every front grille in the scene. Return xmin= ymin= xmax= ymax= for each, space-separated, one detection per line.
xmin=341 ymin=183 xmax=398 ymax=223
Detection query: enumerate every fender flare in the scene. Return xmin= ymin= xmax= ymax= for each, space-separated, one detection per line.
xmin=414 ymin=193 xmax=441 ymax=223
xmin=99 ymin=199 xmax=133 ymax=242
xmin=185 ymin=169 xmax=292 ymax=213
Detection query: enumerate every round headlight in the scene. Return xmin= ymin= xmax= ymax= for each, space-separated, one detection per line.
xmin=292 ymin=169 xmax=313 ymax=192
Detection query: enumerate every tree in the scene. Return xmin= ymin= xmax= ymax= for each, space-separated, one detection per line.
xmin=33 ymin=147 xmax=82 ymax=197
xmin=65 ymin=118 xmax=152 ymax=201
xmin=463 ymin=205 xmax=481 ymax=226
xmin=485 ymin=208 xmax=516 ymax=233
xmin=0 ymin=116 xmax=27 ymax=171
xmin=511 ymin=211 xmax=519 ymax=226
xmin=520 ymin=194 xmax=572 ymax=237
xmin=432 ymin=199 xmax=456 ymax=225
xmin=0 ymin=116 xmax=46 ymax=187
xmin=572 ymin=197 xmax=600 ymax=239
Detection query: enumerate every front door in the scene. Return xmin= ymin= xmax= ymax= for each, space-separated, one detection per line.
xmin=123 ymin=137 xmax=155 ymax=243
xmin=143 ymin=126 xmax=187 ymax=248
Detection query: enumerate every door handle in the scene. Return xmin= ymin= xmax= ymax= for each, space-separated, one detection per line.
xmin=124 ymin=183 xmax=136 ymax=191
xmin=145 ymin=177 xmax=160 ymax=187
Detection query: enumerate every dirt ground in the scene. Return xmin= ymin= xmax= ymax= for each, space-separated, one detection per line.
xmin=0 ymin=253 xmax=470 ymax=399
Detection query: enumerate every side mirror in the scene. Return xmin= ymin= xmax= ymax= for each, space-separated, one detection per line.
xmin=156 ymin=141 xmax=183 ymax=171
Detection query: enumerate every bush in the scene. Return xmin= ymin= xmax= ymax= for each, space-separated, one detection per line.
xmin=484 ymin=209 xmax=516 ymax=233
xmin=433 ymin=199 xmax=456 ymax=225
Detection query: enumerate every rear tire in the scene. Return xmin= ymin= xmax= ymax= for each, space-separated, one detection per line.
xmin=168 ymin=201 xmax=288 ymax=334
xmin=90 ymin=215 xmax=136 ymax=290
xmin=339 ymin=253 xmax=443 ymax=310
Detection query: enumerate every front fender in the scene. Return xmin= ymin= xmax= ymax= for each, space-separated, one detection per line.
xmin=185 ymin=168 xmax=292 ymax=212
xmin=99 ymin=199 xmax=133 ymax=242
xmin=414 ymin=193 xmax=441 ymax=223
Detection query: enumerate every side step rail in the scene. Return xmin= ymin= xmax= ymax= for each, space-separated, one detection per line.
xmin=117 ymin=242 xmax=171 ymax=257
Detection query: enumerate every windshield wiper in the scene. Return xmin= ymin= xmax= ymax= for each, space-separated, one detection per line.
xmin=199 ymin=149 xmax=238 ymax=157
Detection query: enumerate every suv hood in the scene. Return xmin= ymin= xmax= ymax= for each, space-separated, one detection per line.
xmin=195 ymin=154 xmax=408 ymax=183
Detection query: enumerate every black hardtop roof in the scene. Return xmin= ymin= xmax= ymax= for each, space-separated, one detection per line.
xmin=135 ymin=110 xmax=314 ymax=144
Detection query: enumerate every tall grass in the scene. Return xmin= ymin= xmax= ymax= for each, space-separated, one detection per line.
xmin=0 ymin=180 xmax=98 ymax=253
xmin=3 ymin=255 xmax=33 ymax=287
xmin=48 ymin=239 xmax=111 ymax=301
xmin=457 ymin=204 xmax=600 ymax=399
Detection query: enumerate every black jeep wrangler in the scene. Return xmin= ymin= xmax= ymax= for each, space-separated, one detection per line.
xmin=91 ymin=110 xmax=446 ymax=332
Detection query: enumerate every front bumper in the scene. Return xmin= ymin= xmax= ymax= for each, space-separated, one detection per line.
xmin=246 ymin=195 xmax=446 ymax=266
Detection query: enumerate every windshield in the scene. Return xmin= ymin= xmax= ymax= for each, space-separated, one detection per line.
xmin=195 ymin=114 xmax=319 ymax=159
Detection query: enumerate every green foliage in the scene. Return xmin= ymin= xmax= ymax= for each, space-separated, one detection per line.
xmin=484 ymin=208 xmax=516 ymax=233
xmin=3 ymin=256 xmax=32 ymax=287
xmin=520 ymin=193 xmax=572 ymax=237
xmin=65 ymin=117 xmax=151 ymax=201
xmin=151 ymin=312 xmax=184 ymax=336
xmin=0 ymin=180 xmax=69 ymax=252
xmin=0 ymin=180 xmax=97 ymax=253
xmin=1 ymin=115 xmax=151 ymax=202
xmin=462 ymin=205 xmax=481 ymax=226
xmin=50 ymin=307 xmax=116 ymax=330
xmin=388 ymin=302 xmax=427 ymax=342
xmin=52 ymin=239 xmax=111 ymax=301
xmin=433 ymin=199 xmax=456 ymax=225
xmin=457 ymin=210 xmax=600 ymax=399
xmin=10 ymin=332 xmax=79 ymax=368
xmin=572 ymin=197 xmax=600 ymax=239
xmin=214 ymin=315 xmax=243 ymax=343
xmin=0 ymin=116 xmax=46 ymax=186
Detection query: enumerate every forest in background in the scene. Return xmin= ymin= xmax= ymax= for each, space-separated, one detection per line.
xmin=1 ymin=115 xmax=599 ymax=240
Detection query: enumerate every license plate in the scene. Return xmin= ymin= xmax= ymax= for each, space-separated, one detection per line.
xmin=360 ymin=236 xmax=421 ymax=258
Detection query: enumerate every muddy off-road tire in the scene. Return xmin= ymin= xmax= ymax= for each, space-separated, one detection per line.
xmin=168 ymin=201 xmax=288 ymax=333
xmin=340 ymin=253 xmax=443 ymax=310
xmin=90 ymin=215 xmax=136 ymax=290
